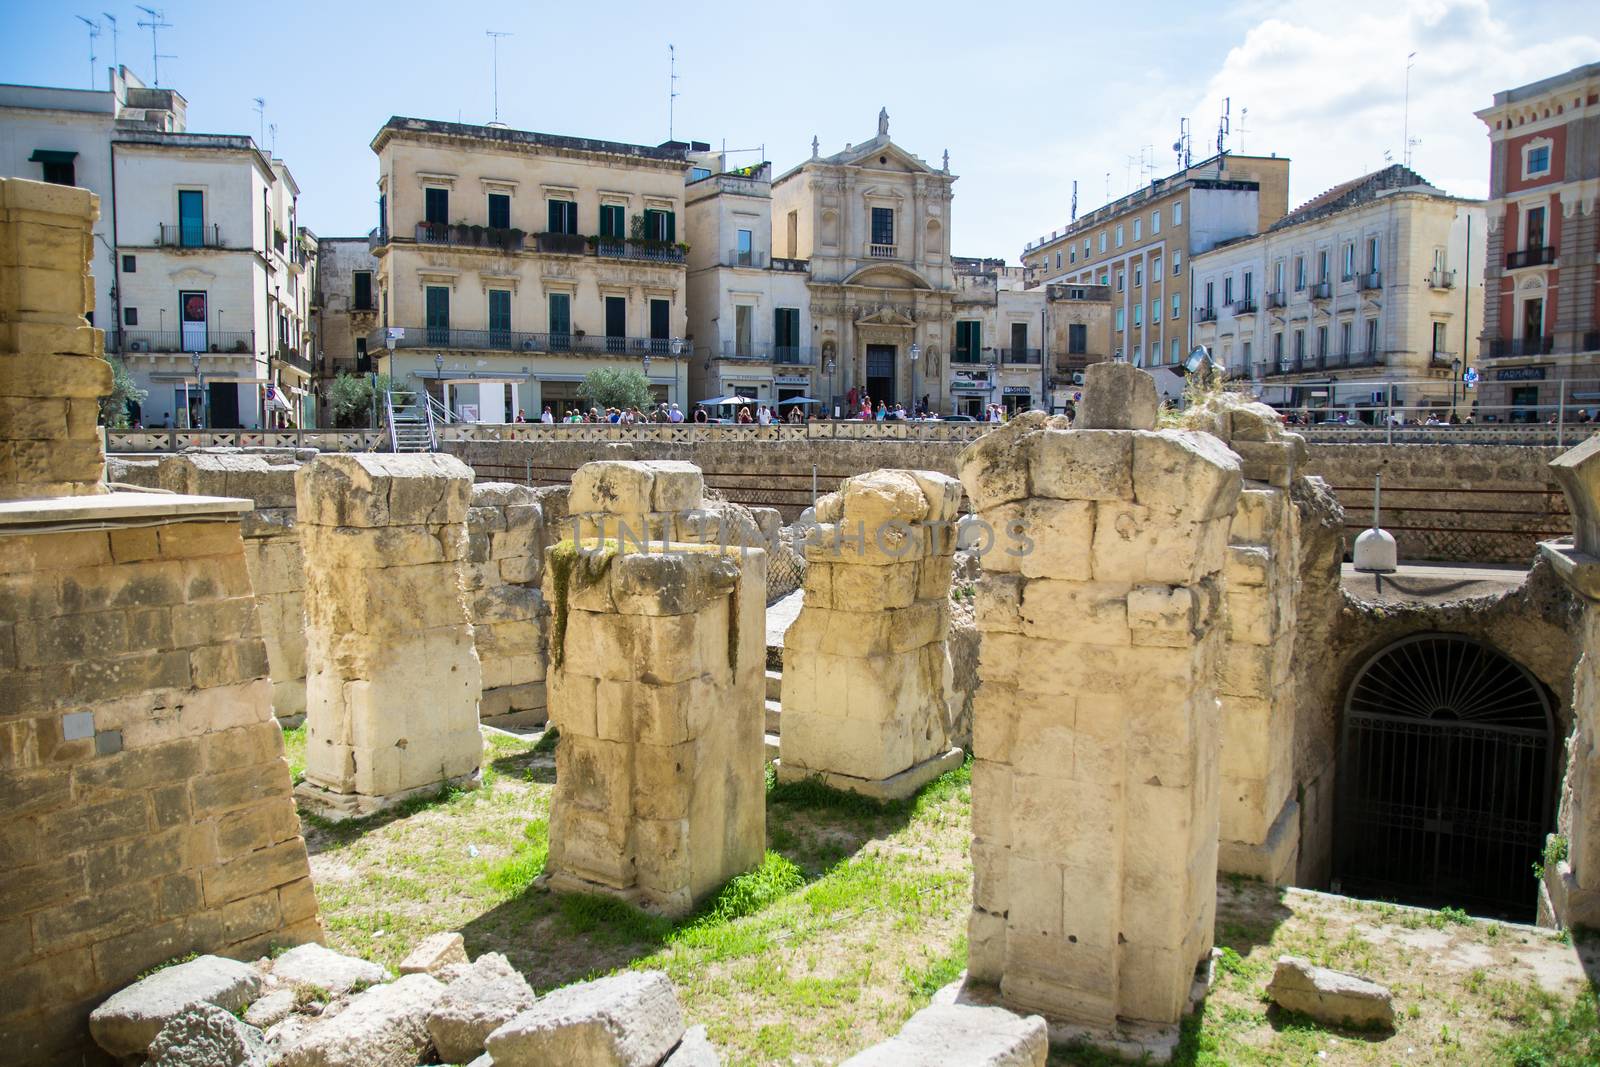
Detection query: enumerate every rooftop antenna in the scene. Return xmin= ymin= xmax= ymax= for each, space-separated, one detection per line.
xmin=1070 ymin=180 xmax=1078 ymax=222
xmin=102 ymin=12 xmax=118 ymax=70
xmin=1174 ymin=118 xmax=1192 ymax=169
xmin=1237 ymin=107 xmax=1250 ymax=154
xmin=1216 ymin=96 xmax=1231 ymax=157
xmin=1403 ymin=51 xmax=1417 ymax=167
xmin=668 ymin=44 xmax=680 ymax=142
xmin=268 ymin=122 xmax=277 ymax=157
xmin=253 ymin=97 xmax=266 ymax=146
xmin=74 ymin=15 xmax=99 ymax=90
xmin=486 ymin=30 xmax=512 ymax=124
xmin=134 ymin=5 xmax=173 ymax=86
xmin=1141 ymin=144 xmax=1156 ymax=184
xmin=1104 ymin=171 xmax=1110 ymax=203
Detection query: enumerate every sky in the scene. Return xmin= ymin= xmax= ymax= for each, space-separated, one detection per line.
xmin=2 ymin=0 xmax=1596 ymax=255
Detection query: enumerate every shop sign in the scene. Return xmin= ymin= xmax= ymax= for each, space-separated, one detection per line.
xmin=1002 ymin=386 xmax=1031 ymax=395
xmin=1495 ymin=366 xmax=1547 ymax=381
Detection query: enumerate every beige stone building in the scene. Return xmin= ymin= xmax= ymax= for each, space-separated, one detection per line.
xmin=1021 ymin=153 xmax=1291 ymax=393
xmin=310 ymin=235 xmax=380 ymax=411
xmin=367 ymin=118 xmax=694 ymax=421
xmin=1191 ymin=165 xmax=1485 ymax=417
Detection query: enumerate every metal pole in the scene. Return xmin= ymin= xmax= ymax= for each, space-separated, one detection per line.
xmin=1558 ymin=378 xmax=1566 ymax=448
xmin=1385 ymin=386 xmax=1393 ymax=445
xmin=1373 ymin=472 xmax=1381 ymax=531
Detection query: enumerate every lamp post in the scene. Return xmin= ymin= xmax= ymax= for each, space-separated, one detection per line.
xmin=190 ymin=349 xmax=204 ymax=430
xmin=825 ymin=356 xmax=836 ymax=418
xmin=434 ymin=353 xmax=445 ymax=418
xmin=1450 ymin=357 xmax=1461 ymax=415
xmin=909 ymin=342 xmax=921 ymax=416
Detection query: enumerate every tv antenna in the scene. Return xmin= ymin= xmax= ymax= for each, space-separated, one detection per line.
xmin=1403 ymin=51 xmax=1417 ymax=167
xmin=268 ymin=122 xmax=278 ymax=157
xmin=1070 ymin=179 xmax=1078 ymax=222
xmin=1237 ymin=107 xmax=1250 ymax=154
xmin=102 ymin=12 xmax=118 ymax=69
xmin=486 ymin=30 xmax=512 ymax=124
xmin=74 ymin=15 xmax=100 ymax=89
xmin=253 ymin=97 xmax=266 ymax=145
xmin=1216 ymin=97 xmax=1231 ymax=157
xmin=134 ymin=6 xmax=173 ymax=86
xmin=668 ymin=44 xmax=680 ymax=142
xmin=1174 ymin=118 xmax=1192 ymax=168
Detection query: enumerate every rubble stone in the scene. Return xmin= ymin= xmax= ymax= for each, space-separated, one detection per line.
xmin=1266 ymin=956 xmax=1394 ymax=1028
xmin=271 ymin=943 xmax=391 ymax=996
xmin=148 ymin=1002 xmax=268 ymax=1067
xmin=399 ymin=930 xmax=468 ymax=976
xmin=1074 ymin=361 xmax=1158 ymax=431
xmin=661 ymin=1023 xmax=722 ymax=1066
xmin=90 ymin=954 xmax=263 ymax=1057
xmin=469 ymin=482 xmax=550 ymax=728
xmin=426 ymin=951 xmax=537 ymax=1063
xmin=243 ymin=987 xmax=296 ymax=1030
xmin=276 ymin=973 xmax=445 ymax=1067
xmin=840 ymin=1002 xmax=1048 ymax=1066
xmin=485 ymin=970 xmax=685 ymax=1067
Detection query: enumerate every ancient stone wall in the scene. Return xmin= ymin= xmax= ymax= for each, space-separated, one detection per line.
xmin=959 ymin=399 xmax=1240 ymax=1043
xmin=0 ymin=516 xmax=320 ymax=1063
xmin=294 ymin=453 xmax=483 ymax=818
xmin=157 ymin=454 xmax=308 ymax=724
xmin=0 ymin=178 xmax=109 ymax=501
xmin=779 ymin=468 xmax=964 ymax=798
xmin=466 ymin=482 xmax=549 ymax=728
xmin=540 ymin=460 xmax=767 ymax=916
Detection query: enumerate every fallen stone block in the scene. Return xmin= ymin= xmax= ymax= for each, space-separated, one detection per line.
xmin=662 ymin=1023 xmax=722 ymax=1066
xmin=485 ymin=970 xmax=684 ymax=1067
xmin=276 ymin=973 xmax=445 ymax=1067
xmin=90 ymin=954 xmax=264 ymax=1057
xmin=243 ymin=987 xmax=296 ymax=1030
xmin=148 ymin=1003 xmax=268 ymax=1067
xmin=426 ymin=951 xmax=538 ymax=1064
xmin=399 ymin=930 xmax=469 ymax=976
xmin=1266 ymin=956 xmax=1395 ymax=1029
xmin=271 ymin=942 xmax=392 ymax=996
xmin=839 ymin=1002 xmax=1048 ymax=1066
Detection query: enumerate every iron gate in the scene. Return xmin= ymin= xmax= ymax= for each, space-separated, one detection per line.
xmin=1334 ymin=633 xmax=1554 ymax=920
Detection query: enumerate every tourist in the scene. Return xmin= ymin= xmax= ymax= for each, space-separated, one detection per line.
xmin=875 ymin=401 xmax=887 ymax=422
xmin=737 ymin=406 xmax=753 ymax=424
xmin=540 ymin=406 xmax=554 ymax=424
xmin=787 ymin=404 xmax=803 ymax=424
xmin=669 ymin=403 xmax=684 ymax=424
xmin=694 ymin=406 xmax=708 ymax=424
xmin=757 ymin=404 xmax=771 ymax=426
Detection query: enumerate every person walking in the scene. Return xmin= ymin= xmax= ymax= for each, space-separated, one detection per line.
xmin=540 ymin=406 xmax=554 ymax=424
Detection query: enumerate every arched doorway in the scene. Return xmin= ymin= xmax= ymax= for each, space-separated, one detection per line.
xmin=1334 ymin=633 xmax=1555 ymax=920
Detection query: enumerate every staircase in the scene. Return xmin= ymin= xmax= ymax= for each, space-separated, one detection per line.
xmin=764 ymin=668 xmax=782 ymax=761
xmin=385 ymin=389 xmax=437 ymax=453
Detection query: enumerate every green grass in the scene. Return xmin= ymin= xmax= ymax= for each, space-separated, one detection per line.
xmin=281 ymin=723 xmax=306 ymax=784
xmin=483 ymin=819 xmax=549 ymax=896
xmin=1493 ymin=983 xmax=1600 ymax=1067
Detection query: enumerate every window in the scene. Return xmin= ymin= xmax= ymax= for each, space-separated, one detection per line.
xmin=1133 ymin=218 xmax=1142 ymax=241
xmin=1172 ymin=251 xmax=1182 ymax=276
xmin=1133 ymin=304 xmax=1143 ymax=327
xmin=1525 ymin=141 xmax=1552 ymax=178
xmin=955 ymin=320 xmax=981 ymax=362
xmin=1172 ymin=294 xmax=1181 ymax=319
xmin=1134 ymin=264 xmax=1143 ymax=288
xmin=734 ymin=305 xmax=753 ymax=355
xmin=651 ymin=299 xmax=671 ymax=343
xmin=1099 ymin=272 xmax=1109 ymax=286
xmin=1272 ymin=332 xmax=1283 ymax=364
xmin=1115 ymin=308 xmax=1125 ymax=332
xmin=600 ymin=204 xmax=625 ymax=239
xmin=1205 ymin=281 xmax=1215 ymax=310
xmin=1152 ymin=210 xmax=1161 ymax=234
xmin=1116 ymin=270 xmax=1125 ymax=293
xmin=425 ymin=286 xmax=449 ymax=343
xmin=122 ymin=254 xmax=137 ymax=273
xmin=1433 ymin=247 xmax=1447 ymax=273
xmin=1068 ymin=323 xmax=1087 ymax=354
xmin=1173 ymin=201 xmax=1183 ymax=225
xmin=1242 ymin=340 xmax=1252 ymax=371
xmin=1293 ymin=329 xmax=1305 ymax=360
xmin=1098 ymin=232 xmax=1107 ymax=254
xmin=1242 ymin=271 xmax=1253 ymax=301
xmin=605 ymin=296 xmax=627 ymax=348
xmin=1083 ymin=239 xmax=1091 ymax=256
xmin=1170 ymin=338 xmax=1180 ymax=363
xmin=1069 ymin=249 xmax=1076 ymax=264
xmin=1317 ymin=250 xmax=1329 ymax=282
xmin=1432 ymin=321 xmax=1447 ymax=354
xmin=1132 ymin=344 xmax=1141 ymax=365
xmin=774 ymin=307 xmax=799 ymax=357
xmin=1151 ymin=256 xmax=1161 ymax=277
xmin=178 ymin=189 xmax=205 ymax=247
xmin=1294 ymin=257 xmax=1306 ymax=290
xmin=30 ymin=149 xmax=76 ymax=186
xmin=689 ymin=167 xmax=712 ymax=182
xmin=1273 ymin=262 xmax=1283 ymax=294
xmin=1365 ymin=318 xmax=1379 ymax=356
xmin=1340 ymin=321 xmax=1352 ymax=354
xmin=123 ymin=307 xmax=138 ymax=326
xmin=424 ymin=187 xmax=449 ymax=226
xmin=1115 ymin=224 xmax=1124 ymax=248
xmin=548 ymin=292 xmax=571 ymax=339
xmin=1525 ymin=206 xmax=1546 ymax=249
xmin=870 ymin=207 xmax=894 ymax=246
xmin=1223 ymin=277 xmax=1233 ymax=305
xmin=1056 ymin=252 xmax=1063 ymax=269
xmin=1342 ymin=244 xmax=1355 ymax=280
xmin=1366 ymin=236 xmax=1380 ymax=272
xmin=643 ymin=208 xmax=676 ymax=242
xmin=1010 ymin=322 xmax=1030 ymax=356
xmin=488 ymin=289 xmax=511 ymax=343
xmin=352 ymin=271 xmax=373 ymax=311
xmin=487 ymin=193 xmax=510 ymax=229
xmin=547 ymin=199 xmax=578 ymax=235
xmin=736 ymin=228 xmax=754 ymax=265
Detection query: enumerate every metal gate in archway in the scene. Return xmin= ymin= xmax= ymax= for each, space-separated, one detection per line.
xmin=1334 ymin=633 xmax=1555 ymax=921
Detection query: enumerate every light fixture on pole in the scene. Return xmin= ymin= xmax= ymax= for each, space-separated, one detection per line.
xmin=434 ymin=353 xmax=445 ymax=413
xmin=190 ymin=349 xmax=203 ymax=429
xmin=642 ymin=352 xmax=652 ymax=376
xmin=825 ymin=356 xmax=836 ymax=417
xmin=909 ymin=343 xmax=921 ymax=413
xmin=1451 ymin=357 xmax=1460 ymax=412
xmin=1183 ymin=344 xmax=1214 ymax=374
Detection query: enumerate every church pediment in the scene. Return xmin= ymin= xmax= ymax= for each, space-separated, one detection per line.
xmin=854 ymin=304 xmax=917 ymax=327
xmin=842 ymin=263 xmax=934 ymax=290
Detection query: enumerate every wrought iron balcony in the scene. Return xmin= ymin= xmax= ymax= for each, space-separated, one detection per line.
xmin=868 ymin=244 xmax=897 ymax=259
xmin=1266 ymin=291 xmax=1288 ymax=309
xmin=275 ymin=345 xmax=315 ymax=375
xmin=1233 ymin=298 xmax=1258 ymax=315
xmin=1487 ymin=336 xmax=1554 ymax=358
xmin=596 ymin=240 xmax=685 ymax=264
xmin=1001 ymin=347 xmax=1042 ymax=365
xmin=1429 ymin=350 xmax=1458 ymax=369
xmin=727 ymin=249 xmax=767 ymax=268
xmin=535 ymin=231 xmax=589 ymax=255
xmin=950 ymin=350 xmax=984 ymax=365
xmin=1195 ymin=307 xmax=1217 ymax=323
xmin=1358 ymin=270 xmax=1383 ymax=291
xmin=1429 ymin=269 xmax=1456 ymax=289
xmin=416 ymin=221 xmax=525 ymax=251
xmin=108 ymin=329 xmax=256 ymax=354
xmin=1310 ymin=281 xmax=1332 ymax=300
xmin=367 ymin=226 xmax=388 ymax=253
xmin=157 ymin=223 xmax=226 ymax=249
xmin=1505 ymin=246 xmax=1556 ymax=270
xmin=1345 ymin=349 xmax=1386 ymax=368
xmin=371 ymin=326 xmax=682 ymax=355
xmin=715 ymin=341 xmax=815 ymax=364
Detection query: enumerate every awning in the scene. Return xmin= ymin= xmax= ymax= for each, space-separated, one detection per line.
xmin=950 ymin=382 xmax=992 ymax=392
xmin=416 ymin=370 xmax=532 ymax=382
xmin=28 ymin=149 xmax=77 ymax=164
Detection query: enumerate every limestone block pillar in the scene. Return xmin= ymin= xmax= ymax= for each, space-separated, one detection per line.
xmin=294 ymin=453 xmax=482 ymax=818
xmin=778 ymin=468 xmax=965 ymax=798
xmin=1538 ymin=435 xmax=1600 ymax=928
xmin=467 ymin=482 xmax=549 ymax=727
xmin=959 ymin=402 xmax=1240 ymax=1051
xmin=0 ymin=178 xmax=111 ymax=499
xmin=1188 ymin=397 xmax=1308 ymax=884
xmin=540 ymin=460 xmax=766 ymax=916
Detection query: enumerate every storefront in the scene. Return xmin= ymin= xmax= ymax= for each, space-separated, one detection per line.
xmin=1001 ymin=385 xmax=1032 ymax=415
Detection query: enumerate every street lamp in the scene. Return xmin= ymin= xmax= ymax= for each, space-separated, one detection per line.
xmin=987 ymin=359 xmax=998 ymax=416
xmin=190 ymin=350 xmax=204 ymax=429
xmin=641 ymin=352 xmax=652 ymax=376
xmin=1450 ymin=357 xmax=1461 ymax=414
xmin=909 ymin=343 xmax=921 ymax=415
xmin=825 ymin=356 xmax=836 ymax=418
xmin=435 ymin=353 xmax=445 ymax=417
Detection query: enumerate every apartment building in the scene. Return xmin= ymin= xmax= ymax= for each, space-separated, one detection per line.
xmin=684 ymin=160 xmax=814 ymax=408
xmin=1191 ymin=165 xmax=1484 ymax=417
xmin=367 ymin=117 xmax=694 ymax=421
xmin=770 ymin=110 xmax=958 ymax=412
xmin=0 ymin=65 xmax=311 ymax=429
xmin=1020 ymin=153 xmax=1290 ymax=384
xmin=1475 ymin=62 xmax=1600 ymax=421
xmin=311 ymin=235 xmax=380 ymax=388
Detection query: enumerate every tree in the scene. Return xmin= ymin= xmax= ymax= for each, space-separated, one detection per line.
xmin=327 ymin=371 xmax=395 ymax=427
xmin=577 ymin=367 xmax=653 ymax=412
xmin=98 ymin=357 xmax=148 ymax=428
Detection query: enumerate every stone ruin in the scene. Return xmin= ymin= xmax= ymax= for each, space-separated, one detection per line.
xmin=0 ymin=177 xmax=318 ymax=1063
xmin=467 ymin=482 xmax=552 ymax=728
xmin=958 ymin=362 xmax=1241 ymax=1053
xmin=294 ymin=452 xmax=484 ymax=818
xmin=778 ymin=467 xmax=966 ymax=798
xmin=540 ymin=460 xmax=768 ymax=916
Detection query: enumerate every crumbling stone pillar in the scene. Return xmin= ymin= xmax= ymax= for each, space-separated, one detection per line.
xmin=467 ymin=482 xmax=550 ymax=728
xmin=1187 ymin=396 xmax=1308 ymax=884
xmin=0 ymin=178 xmax=110 ymax=499
xmin=960 ymin=386 xmax=1240 ymax=1053
xmin=158 ymin=453 xmax=308 ymax=724
xmin=1539 ymin=435 xmax=1600 ymax=929
xmin=540 ymin=460 xmax=766 ymax=916
xmin=294 ymin=453 xmax=483 ymax=818
xmin=778 ymin=468 xmax=965 ymax=798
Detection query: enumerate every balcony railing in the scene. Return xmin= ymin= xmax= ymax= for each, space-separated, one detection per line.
xmin=951 ymin=350 xmax=984 ymax=365
xmin=1488 ymin=336 xmax=1555 ymax=358
xmin=371 ymin=326 xmax=684 ymax=355
xmin=1310 ymin=281 xmax=1332 ymax=300
xmin=1506 ymin=246 xmax=1556 ymax=270
xmin=1001 ymin=347 xmax=1042 ymax=365
xmin=157 ymin=223 xmax=225 ymax=249
xmin=536 ymin=231 xmax=589 ymax=255
xmin=868 ymin=244 xmax=896 ymax=259
xmin=1195 ymin=307 xmax=1217 ymax=323
xmin=1264 ymin=349 xmax=1388 ymax=376
xmin=597 ymin=240 xmax=686 ymax=264
xmin=1233 ymin=298 xmax=1258 ymax=315
xmin=367 ymin=226 xmax=388 ymax=253
xmin=1429 ymin=350 xmax=1458 ymax=369
xmin=771 ymin=257 xmax=809 ymax=273
xmin=416 ymin=221 xmax=526 ymax=252
xmin=108 ymin=329 xmax=256 ymax=354
xmin=715 ymin=341 xmax=815 ymax=365
xmin=1358 ymin=270 xmax=1383 ymax=291
xmin=1429 ymin=269 xmax=1456 ymax=289
xmin=1266 ymin=291 xmax=1288 ymax=309
xmin=727 ymin=249 xmax=767 ymax=268
xmin=276 ymin=346 xmax=315 ymax=375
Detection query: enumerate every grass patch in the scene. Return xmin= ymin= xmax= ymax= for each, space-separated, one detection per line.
xmin=1492 ymin=983 xmax=1600 ymax=1067
xmin=484 ymin=819 xmax=549 ymax=896
xmin=531 ymin=727 xmax=560 ymax=754
xmin=902 ymin=934 xmax=967 ymax=1003
xmin=281 ymin=723 xmax=306 ymax=784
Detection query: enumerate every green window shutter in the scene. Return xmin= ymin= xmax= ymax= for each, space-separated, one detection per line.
xmin=666 ymin=211 xmax=676 ymax=243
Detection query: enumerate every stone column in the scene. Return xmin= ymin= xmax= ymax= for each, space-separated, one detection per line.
xmin=466 ymin=482 xmax=549 ymax=728
xmin=0 ymin=178 xmax=110 ymax=499
xmin=294 ymin=453 xmax=482 ymax=818
xmin=960 ymin=378 xmax=1240 ymax=1052
xmin=1538 ymin=435 xmax=1600 ymax=929
xmin=540 ymin=460 xmax=766 ymax=916
xmin=778 ymin=468 xmax=965 ymax=799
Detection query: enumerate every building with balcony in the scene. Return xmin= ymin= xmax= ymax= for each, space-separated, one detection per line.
xmin=1020 ymin=152 xmax=1291 ymax=383
xmin=769 ymin=109 xmax=958 ymax=412
xmin=367 ymin=117 xmax=695 ymax=422
xmin=1476 ymin=62 xmax=1600 ymax=421
xmin=311 ymin=236 xmax=380 ymax=403
xmin=1189 ymin=164 xmax=1483 ymax=418
xmin=684 ymin=161 xmax=814 ymax=410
